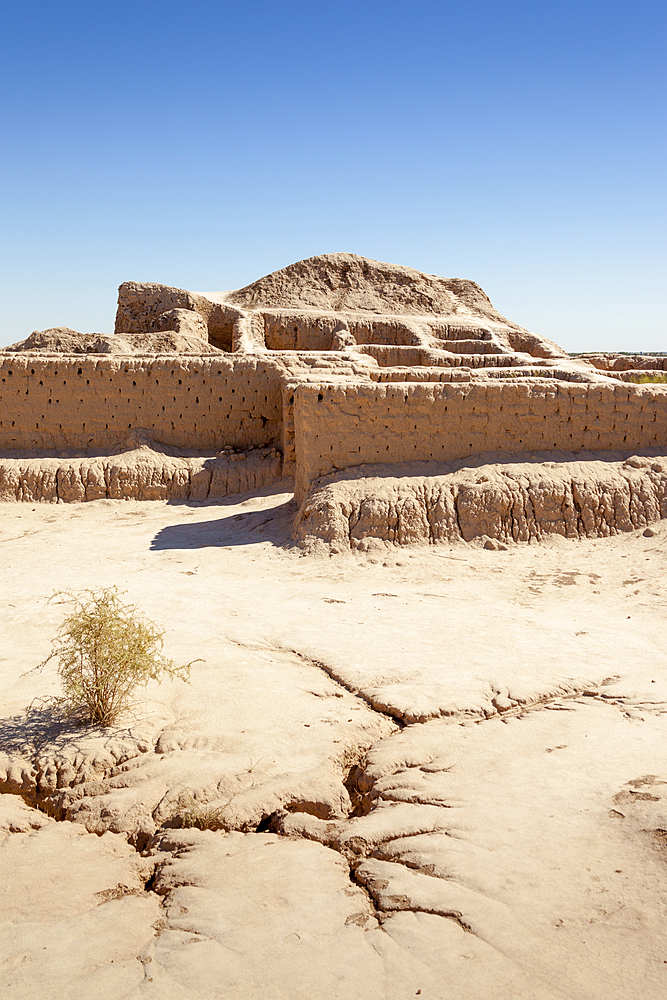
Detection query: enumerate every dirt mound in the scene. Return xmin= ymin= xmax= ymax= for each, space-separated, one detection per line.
xmin=4 ymin=326 xmax=222 ymax=355
xmin=5 ymin=328 xmax=112 ymax=353
xmin=295 ymin=452 xmax=667 ymax=551
xmin=227 ymin=252 xmax=512 ymax=320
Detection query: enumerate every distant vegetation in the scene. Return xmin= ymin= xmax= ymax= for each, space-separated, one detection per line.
xmin=568 ymin=352 xmax=667 ymax=357
xmin=624 ymin=373 xmax=667 ymax=384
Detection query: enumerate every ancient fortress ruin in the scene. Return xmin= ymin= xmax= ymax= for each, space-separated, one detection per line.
xmin=2 ymin=253 xmax=667 ymax=547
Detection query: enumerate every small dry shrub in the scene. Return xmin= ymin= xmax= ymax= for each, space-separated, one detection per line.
xmin=42 ymin=588 xmax=194 ymax=726
xmin=178 ymin=793 xmax=228 ymax=831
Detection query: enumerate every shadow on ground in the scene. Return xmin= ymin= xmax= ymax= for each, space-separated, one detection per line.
xmin=150 ymin=497 xmax=298 ymax=550
xmin=0 ymin=702 xmax=90 ymax=757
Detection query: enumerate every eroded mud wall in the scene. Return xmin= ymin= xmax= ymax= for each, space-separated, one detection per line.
xmin=293 ymin=380 xmax=667 ymax=500
xmin=0 ymin=356 xmax=283 ymax=451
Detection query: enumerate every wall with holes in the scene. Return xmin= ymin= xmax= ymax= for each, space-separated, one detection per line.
xmin=292 ymin=379 xmax=667 ymax=500
xmin=0 ymin=355 xmax=283 ymax=450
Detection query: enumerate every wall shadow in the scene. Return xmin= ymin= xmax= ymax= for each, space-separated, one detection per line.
xmin=150 ymin=497 xmax=298 ymax=550
xmin=163 ymin=478 xmax=294 ymax=509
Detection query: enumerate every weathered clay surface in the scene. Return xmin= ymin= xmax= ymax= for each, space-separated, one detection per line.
xmin=0 ymin=792 xmax=52 ymax=833
xmin=0 ymin=435 xmax=282 ymax=502
xmin=295 ymin=452 xmax=667 ymax=550
xmin=274 ymin=696 xmax=667 ymax=1000
xmin=2 ymin=498 xmax=667 ymax=996
xmin=0 ymin=354 xmax=285 ymax=452
xmin=226 ymin=252 xmax=568 ymax=360
xmin=0 ymin=639 xmax=395 ymax=844
xmin=115 ymin=281 xmax=245 ymax=351
xmin=0 ymin=796 xmax=159 ymax=1000
xmin=148 ymin=308 xmax=209 ymax=339
xmin=227 ymin=252 xmax=505 ymax=316
xmin=147 ymin=830 xmax=385 ymax=999
xmin=147 ymin=830 xmax=561 ymax=999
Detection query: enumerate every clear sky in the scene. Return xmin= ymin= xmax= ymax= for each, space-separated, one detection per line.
xmin=1 ymin=1 xmax=665 ymax=352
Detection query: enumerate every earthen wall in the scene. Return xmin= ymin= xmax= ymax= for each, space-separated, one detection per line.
xmin=0 ymin=355 xmax=283 ymax=451
xmin=261 ymin=312 xmax=425 ymax=351
xmin=293 ymin=380 xmax=667 ymax=500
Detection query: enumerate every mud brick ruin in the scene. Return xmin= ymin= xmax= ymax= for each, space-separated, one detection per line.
xmin=2 ymin=252 xmax=667 ymax=548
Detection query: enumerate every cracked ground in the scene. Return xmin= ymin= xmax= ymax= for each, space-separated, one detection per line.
xmin=1 ymin=483 xmax=667 ymax=999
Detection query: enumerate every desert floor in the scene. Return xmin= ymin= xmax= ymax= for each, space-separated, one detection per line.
xmin=1 ymin=484 xmax=667 ymax=999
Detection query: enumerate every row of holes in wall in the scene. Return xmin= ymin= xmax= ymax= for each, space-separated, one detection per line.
xmin=313 ymin=429 xmax=661 ymax=457
xmin=0 ymin=374 xmax=275 ymax=411
xmin=1 ymin=367 xmax=244 ymax=377
xmin=312 ymin=392 xmax=661 ymax=412
xmin=0 ymin=368 xmax=280 ymax=445
xmin=1 ymin=370 xmax=269 ymax=397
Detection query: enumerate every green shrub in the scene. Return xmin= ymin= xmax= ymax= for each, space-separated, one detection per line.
xmin=42 ymin=588 xmax=194 ymax=726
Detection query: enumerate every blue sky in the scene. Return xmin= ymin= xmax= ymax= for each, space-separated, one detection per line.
xmin=1 ymin=1 xmax=665 ymax=351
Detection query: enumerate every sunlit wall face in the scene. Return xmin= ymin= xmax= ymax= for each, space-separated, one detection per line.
xmin=1 ymin=0 xmax=665 ymax=353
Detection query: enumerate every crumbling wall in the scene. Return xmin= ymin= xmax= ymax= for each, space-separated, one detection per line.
xmin=292 ymin=379 xmax=667 ymax=501
xmin=260 ymin=311 xmax=427 ymax=351
xmin=0 ymin=442 xmax=282 ymax=503
xmin=6 ymin=350 xmax=667 ymax=508
xmin=357 ymin=345 xmax=532 ymax=368
xmin=0 ymin=355 xmax=283 ymax=451
xmin=505 ymin=328 xmax=569 ymax=360
xmin=580 ymin=354 xmax=667 ymax=372
xmin=294 ymin=454 xmax=667 ymax=550
xmin=114 ymin=282 xmax=243 ymax=351
xmin=263 ymin=313 xmax=348 ymax=351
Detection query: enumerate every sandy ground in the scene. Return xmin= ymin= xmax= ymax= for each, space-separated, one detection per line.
xmin=1 ymin=484 xmax=667 ymax=999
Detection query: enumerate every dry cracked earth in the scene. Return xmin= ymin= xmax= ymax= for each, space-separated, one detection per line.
xmin=1 ymin=483 xmax=667 ymax=999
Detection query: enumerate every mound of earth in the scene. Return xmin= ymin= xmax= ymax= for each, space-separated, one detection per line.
xmin=294 ymin=452 xmax=667 ymax=551
xmin=4 ymin=327 xmax=115 ymax=353
xmin=4 ymin=323 xmax=222 ymax=355
xmin=227 ymin=252 xmax=519 ymax=321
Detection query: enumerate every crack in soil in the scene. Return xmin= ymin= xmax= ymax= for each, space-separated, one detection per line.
xmin=0 ymin=676 xmax=630 ymax=845
xmin=6 ymin=681 xmax=662 ymax=991
xmin=289 ymin=646 xmax=408 ymax=727
xmin=4 ymin=669 xmax=659 ymax=970
xmin=345 ymin=854 xmax=476 ymax=933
